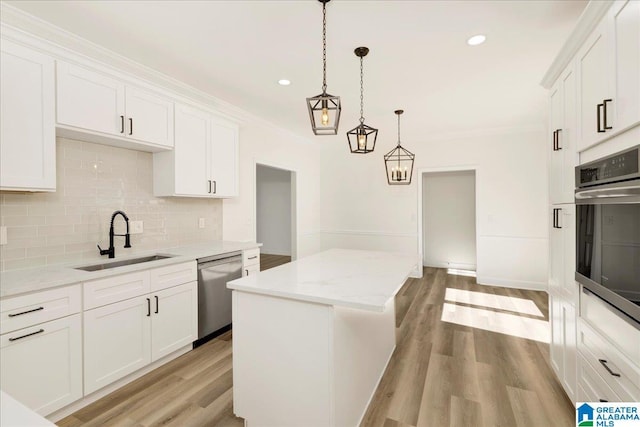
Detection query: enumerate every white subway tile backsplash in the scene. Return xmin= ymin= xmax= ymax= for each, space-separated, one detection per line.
xmin=0 ymin=138 xmax=222 ymax=271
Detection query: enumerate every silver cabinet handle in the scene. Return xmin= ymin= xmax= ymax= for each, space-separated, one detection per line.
xmin=248 ymin=256 xmax=257 ymax=260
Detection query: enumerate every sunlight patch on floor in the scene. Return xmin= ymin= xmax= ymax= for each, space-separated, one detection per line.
xmin=444 ymin=288 xmax=544 ymax=317
xmin=441 ymin=302 xmax=550 ymax=343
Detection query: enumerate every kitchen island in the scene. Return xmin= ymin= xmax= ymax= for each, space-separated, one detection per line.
xmin=227 ymin=248 xmax=419 ymax=427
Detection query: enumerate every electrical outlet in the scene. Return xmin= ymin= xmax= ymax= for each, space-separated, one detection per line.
xmin=198 ymin=218 xmax=205 ymax=229
xmin=130 ymin=221 xmax=143 ymax=234
xmin=0 ymin=226 xmax=7 ymax=245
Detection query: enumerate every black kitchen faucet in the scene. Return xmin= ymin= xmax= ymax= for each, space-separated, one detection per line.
xmin=98 ymin=210 xmax=131 ymax=258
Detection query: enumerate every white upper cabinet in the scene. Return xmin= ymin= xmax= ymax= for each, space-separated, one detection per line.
xmin=124 ymin=86 xmax=174 ymax=147
xmin=57 ymin=61 xmax=174 ymax=150
xmin=549 ymin=64 xmax=577 ymax=205
xmin=610 ymin=0 xmax=640 ymax=132
xmin=577 ymin=0 xmax=639 ymax=151
xmin=154 ymin=102 xmax=239 ymax=198
xmin=56 ymin=61 xmax=125 ymax=136
xmin=211 ymin=118 xmax=239 ymax=197
xmin=0 ymin=39 xmax=56 ymax=192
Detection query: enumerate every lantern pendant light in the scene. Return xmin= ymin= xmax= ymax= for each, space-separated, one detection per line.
xmin=306 ymin=0 xmax=341 ymax=135
xmin=347 ymin=47 xmax=377 ymax=154
xmin=384 ymin=110 xmax=415 ymax=185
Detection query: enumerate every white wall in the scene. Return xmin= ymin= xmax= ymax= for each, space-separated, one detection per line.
xmin=223 ymin=122 xmax=323 ymax=259
xmin=256 ymin=165 xmax=292 ymax=256
xmin=321 ymin=127 xmax=548 ymax=290
xmin=422 ymin=170 xmax=476 ymax=270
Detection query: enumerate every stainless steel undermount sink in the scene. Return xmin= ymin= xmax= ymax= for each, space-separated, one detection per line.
xmin=74 ymin=255 xmax=175 ymax=272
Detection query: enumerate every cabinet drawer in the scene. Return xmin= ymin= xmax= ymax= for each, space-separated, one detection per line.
xmin=84 ymin=271 xmax=150 ymax=310
xmin=580 ymin=288 xmax=640 ymax=363
xmin=577 ymin=353 xmax=621 ymax=403
xmin=244 ymin=264 xmax=260 ymax=277
xmin=0 ymin=285 xmax=81 ymax=334
xmin=243 ymin=248 xmax=260 ymax=267
xmin=0 ymin=313 xmax=82 ymax=415
xmin=149 ymin=261 xmax=197 ymax=292
xmin=578 ymin=319 xmax=640 ymax=401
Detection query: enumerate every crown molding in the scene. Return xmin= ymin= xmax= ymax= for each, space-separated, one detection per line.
xmin=540 ymin=0 xmax=613 ymax=89
xmin=0 ymin=2 xmax=314 ymax=145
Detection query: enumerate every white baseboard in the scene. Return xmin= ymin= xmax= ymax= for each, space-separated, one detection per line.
xmin=476 ymin=276 xmax=547 ymax=292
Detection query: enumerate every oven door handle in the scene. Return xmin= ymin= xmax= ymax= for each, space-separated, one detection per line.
xmin=575 ymin=184 xmax=640 ymax=200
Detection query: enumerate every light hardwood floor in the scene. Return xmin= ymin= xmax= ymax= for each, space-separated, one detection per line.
xmin=260 ymin=253 xmax=291 ymax=271
xmin=58 ymin=267 xmax=573 ymax=427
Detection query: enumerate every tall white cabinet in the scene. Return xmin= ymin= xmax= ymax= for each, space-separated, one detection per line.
xmin=544 ymin=0 xmax=640 ymax=406
xmin=0 ymin=40 xmax=56 ymax=191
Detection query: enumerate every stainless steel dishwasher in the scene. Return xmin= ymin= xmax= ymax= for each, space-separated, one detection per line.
xmin=196 ymin=252 xmax=242 ymax=345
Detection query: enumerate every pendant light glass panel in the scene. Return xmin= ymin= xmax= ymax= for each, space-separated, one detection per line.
xmin=347 ymin=47 xmax=377 ymax=153
xmin=384 ymin=110 xmax=415 ymax=185
xmin=307 ymin=93 xmax=341 ymax=135
xmin=307 ymin=0 xmax=341 ymax=135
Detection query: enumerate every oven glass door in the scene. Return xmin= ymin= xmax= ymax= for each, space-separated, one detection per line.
xmin=577 ymin=202 xmax=640 ymax=304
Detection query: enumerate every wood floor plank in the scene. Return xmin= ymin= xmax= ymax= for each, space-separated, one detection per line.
xmin=450 ymin=395 xmax=483 ymax=427
xmin=260 ymin=254 xmax=291 ymax=271
xmin=506 ymin=386 xmax=552 ymax=427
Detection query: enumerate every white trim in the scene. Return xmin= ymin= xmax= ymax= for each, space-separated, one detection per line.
xmin=417 ymin=165 xmax=479 ymax=281
xmin=540 ymin=0 xmax=613 ymax=88
xmin=476 ymin=276 xmax=547 ymax=292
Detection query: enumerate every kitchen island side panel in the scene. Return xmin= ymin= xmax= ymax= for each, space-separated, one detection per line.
xmin=232 ymin=290 xmax=333 ymax=427
xmin=333 ymin=298 xmax=396 ymax=427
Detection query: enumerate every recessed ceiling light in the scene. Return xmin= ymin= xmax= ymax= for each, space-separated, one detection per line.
xmin=467 ymin=34 xmax=486 ymax=46
xmin=278 ymin=79 xmax=291 ymax=86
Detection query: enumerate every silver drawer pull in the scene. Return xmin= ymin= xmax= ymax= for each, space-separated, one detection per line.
xmin=9 ymin=329 xmax=44 ymax=342
xmin=248 ymin=256 xmax=257 ymax=260
xmin=8 ymin=307 xmax=44 ymax=317
xmin=599 ymin=359 xmax=621 ymax=377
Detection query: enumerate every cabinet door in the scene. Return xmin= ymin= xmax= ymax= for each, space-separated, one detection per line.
xmin=577 ymin=20 xmax=613 ymax=150
xmin=0 ymin=314 xmax=82 ymax=416
xmin=549 ymin=292 xmax=563 ymax=377
xmin=549 ymin=83 xmax=563 ymax=205
xmin=560 ymin=67 xmax=577 ymax=203
xmin=244 ymin=264 xmax=260 ymax=277
xmin=0 ymin=40 xmax=55 ymax=191
xmin=151 ymin=282 xmax=197 ymax=361
xmin=125 ymin=86 xmax=174 ymax=148
xmin=561 ymin=206 xmax=577 ymax=303
xmin=84 ymin=296 xmax=151 ymax=395
xmin=56 ymin=61 xmax=125 ymax=136
xmin=210 ymin=118 xmax=239 ymax=197
xmin=610 ymin=0 xmax=640 ymax=131
xmin=562 ymin=300 xmax=577 ymax=402
xmin=174 ymin=103 xmax=211 ymax=196
xmin=549 ymin=207 xmax=564 ymax=295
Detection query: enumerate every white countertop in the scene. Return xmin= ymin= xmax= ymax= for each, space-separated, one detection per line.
xmin=0 ymin=241 xmax=261 ymax=298
xmin=0 ymin=391 xmax=56 ymax=427
xmin=227 ymin=248 xmax=419 ymax=312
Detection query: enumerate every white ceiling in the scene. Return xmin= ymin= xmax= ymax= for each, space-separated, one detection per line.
xmin=5 ymin=0 xmax=587 ymax=144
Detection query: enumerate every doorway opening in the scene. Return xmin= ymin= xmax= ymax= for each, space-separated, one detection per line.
xmin=256 ymin=164 xmax=296 ymax=271
xmin=419 ymin=169 xmax=477 ymax=275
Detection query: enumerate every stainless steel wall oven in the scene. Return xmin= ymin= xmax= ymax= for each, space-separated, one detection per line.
xmin=575 ymin=145 xmax=640 ymax=323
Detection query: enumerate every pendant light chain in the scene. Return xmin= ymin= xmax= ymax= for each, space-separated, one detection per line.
xmin=397 ymin=112 xmax=401 ymax=145
xmin=322 ymin=2 xmax=327 ymax=93
xmin=359 ymin=55 xmax=365 ymax=123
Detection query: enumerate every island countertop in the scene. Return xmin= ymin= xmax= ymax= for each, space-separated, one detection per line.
xmin=227 ymin=248 xmax=419 ymax=312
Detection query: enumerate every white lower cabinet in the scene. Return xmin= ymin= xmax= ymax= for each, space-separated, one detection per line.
xmin=549 ymin=291 xmax=577 ymax=402
xmin=151 ymin=282 xmax=198 ymax=361
xmin=83 ymin=295 xmax=152 ymax=395
xmin=83 ymin=267 xmax=197 ymax=395
xmin=0 ymin=314 xmax=82 ymax=416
